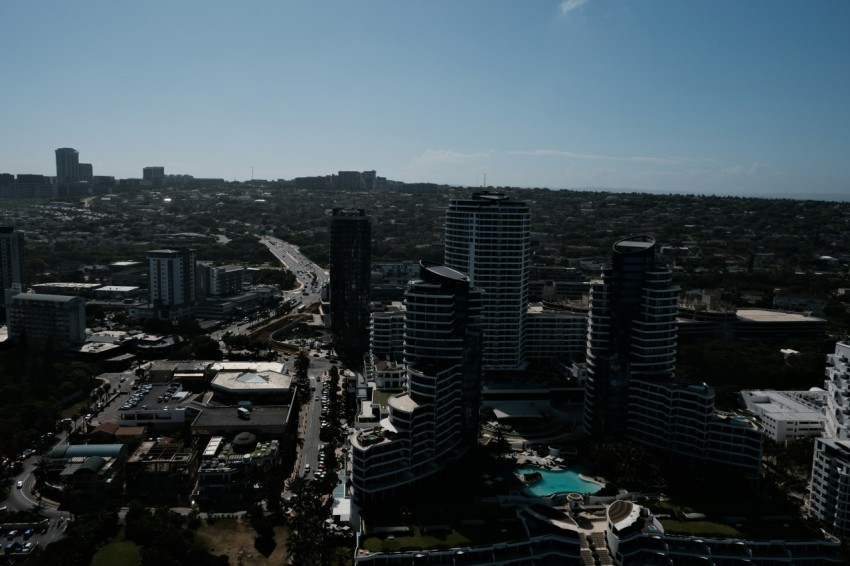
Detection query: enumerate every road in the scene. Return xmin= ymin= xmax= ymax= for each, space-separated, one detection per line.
xmin=259 ymin=235 xmax=328 ymax=307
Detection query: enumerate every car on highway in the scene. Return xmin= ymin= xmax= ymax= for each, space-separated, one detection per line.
xmin=16 ymin=480 xmax=23 ymax=489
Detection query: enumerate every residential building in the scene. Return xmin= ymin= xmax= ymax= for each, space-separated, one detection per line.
xmin=584 ymin=235 xmax=679 ymax=437
xmin=351 ymin=262 xmax=483 ymax=502
xmin=810 ymin=437 xmax=850 ymax=539
xmin=6 ymin=293 xmax=86 ymax=349
xmin=55 ymin=147 xmax=80 ymax=185
xmin=0 ymin=226 xmax=25 ymax=294
xmin=369 ymin=301 xmax=405 ymax=361
xmin=444 ymin=192 xmax=530 ymax=371
xmin=365 ymin=301 xmax=406 ymax=390
xmin=147 ymin=248 xmax=196 ymax=320
xmin=329 ymin=208 xmax=371 ymax=362
xmin=583 ymin=236 xmax=762 ymax=472
xmin=525 ymin=303 xmax=587 ymax=362
xmin=822 ymin=341 xmax=850 ymax=441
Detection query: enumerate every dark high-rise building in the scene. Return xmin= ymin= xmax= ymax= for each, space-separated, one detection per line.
xmin=78 ymin=163 xmax=93 ymax=183
xmin=0 ymin=227 xmax=25 ymax=292
xmin=55 ymin=148 xmax=80 ymax=185
xmin=444 ymin=192 xmax=531 ymax=371
xmin=351 ymin=262 xmax=483 ymax=502
xmin=329 ymin=208 xmax=371 ymax=363
xmin=583 ymin=236 xmax=679 ymax=437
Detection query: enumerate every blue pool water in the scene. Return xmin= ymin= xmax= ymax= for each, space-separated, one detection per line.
xmin=516 ymin=466 xmax=603 ymax=496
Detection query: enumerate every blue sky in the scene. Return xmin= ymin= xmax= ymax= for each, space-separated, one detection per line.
xmin=1 ymin=1 xmax=848 ymax=196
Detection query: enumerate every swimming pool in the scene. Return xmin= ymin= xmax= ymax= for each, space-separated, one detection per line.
xmin=515 ymin=466 xmax=603 ymax=496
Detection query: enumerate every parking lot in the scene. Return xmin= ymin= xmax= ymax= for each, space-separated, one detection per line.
xmin=1 ymin=517 xmax=59 ymax=558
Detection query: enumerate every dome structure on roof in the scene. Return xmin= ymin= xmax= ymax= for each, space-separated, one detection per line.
xmin=232 ymin=431 xmax=258 ymax=454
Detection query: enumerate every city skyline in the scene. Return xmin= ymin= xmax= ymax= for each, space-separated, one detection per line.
xmin=1 ymin=1 xmax=848 ymax=198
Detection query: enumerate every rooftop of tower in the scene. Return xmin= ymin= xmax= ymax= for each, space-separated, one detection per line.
xmin=613 ymin=235 xmax=655 ymax=254
xmin=420 ymin=261 xmax=468 ymax=283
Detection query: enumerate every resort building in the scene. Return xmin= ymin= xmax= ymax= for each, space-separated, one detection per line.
xmin=444 ymin=192 xmax=530 ymax=372
xmin=628 ymin=380 xmax=763 ymax=473
xmin=584 ymin=236 xmax=763 ymax=473
xmin=354 ymin=498 xmax=844 ymax=565
xmin=525 ymin=303 xmax=587 ymax=362
xmin=350 ymin=262 xmax=483 ymax=502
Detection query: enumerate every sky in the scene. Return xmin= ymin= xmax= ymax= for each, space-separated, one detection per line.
xmin=1 ymin=1 xmax=848 ymax=197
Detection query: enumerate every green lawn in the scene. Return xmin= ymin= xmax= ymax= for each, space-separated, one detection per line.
xmin=362 ymin=527 xmax=472 ymax=553
xmin=91 ymin=540 xmax=141 ymax=566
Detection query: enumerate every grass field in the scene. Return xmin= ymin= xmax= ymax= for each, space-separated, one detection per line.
xmin=196 ymin=516 xmax=290 ymax=565
xmin=361 ymin=526 xmax=473 ymax=553
xmin=91 ymin=540 xmax=141 ymax=566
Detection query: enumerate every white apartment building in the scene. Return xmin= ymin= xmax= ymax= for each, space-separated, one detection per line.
xmin=444 ymin=192 xmax=530 ymax=371
xmin=810 ymin=437 xmax=850 ymax=538
xmin=351 ymin=262 xmax=483 ymax=502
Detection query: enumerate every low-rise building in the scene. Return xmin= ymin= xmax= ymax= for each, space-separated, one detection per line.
xmin=125 ymin=437 xmax=199 ymax=504
xmin=740 ymin=389 xmax=827 ymax=442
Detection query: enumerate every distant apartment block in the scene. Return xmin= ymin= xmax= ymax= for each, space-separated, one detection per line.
xmin=55 ymin=147 xmax=80 ymax=185
xmin=6 ymin=293 xmax=86 ymax=349
xmin=78 ymin=163 xmax=93 ymax=183
xmin=143 ymin=166 xmax=165 ymax=181
xmin=0 ymin=226 xmax=25 ymax=293
xmin=148 ymin=248 xmax=196 ymax=320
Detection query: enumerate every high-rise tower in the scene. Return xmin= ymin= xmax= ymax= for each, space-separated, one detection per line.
xmin=55 ymin=148 xmax=80 ymax=185
xmin=583 ymin=235 xmax=679 ymax=437
xmin=329 ymin=208 xmax=371 ymax=364
xmin=351 ymin=261 xmax=483 ymax=502
xmin=444 ymin=192 xmax=530 ymax=371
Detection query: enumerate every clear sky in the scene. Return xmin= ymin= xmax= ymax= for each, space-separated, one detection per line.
xmin=1 ymin=1 xmax=848 ymax=197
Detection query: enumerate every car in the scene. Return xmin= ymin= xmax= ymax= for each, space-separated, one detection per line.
xmin=15 ymin=481 xmax=23 ymax=489
xmin=22 ymin=529 xmax=33 ymax=540
xmin=6 ymin=530 xmax=18 ymax=539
